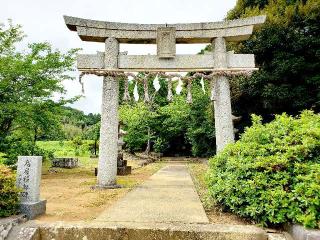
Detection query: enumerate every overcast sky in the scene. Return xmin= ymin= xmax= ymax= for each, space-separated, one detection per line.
xmin=2 ymin=0 xmax=237 ymax=114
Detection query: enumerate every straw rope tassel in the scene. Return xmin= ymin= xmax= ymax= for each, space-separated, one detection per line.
xmin=186 ymin=78 xmax=193 ymax=104
xmin=123 ymin=78 xmax=131 ymax=101
xmin=79 ymin=72 xmax=85 ymax=94
xmin=210 ymin=77 xmax=216 ymax=101
xmin=143 ymin=77 xmax=150 ymax=103
xmin=167 ymin=78 xmax=173 ymax=102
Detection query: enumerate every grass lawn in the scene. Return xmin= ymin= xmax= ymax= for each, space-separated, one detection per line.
xmin=37 ymin=140 xmax=94 ymax=157
xmin=188 ymin=161 xmax=249 ymax=225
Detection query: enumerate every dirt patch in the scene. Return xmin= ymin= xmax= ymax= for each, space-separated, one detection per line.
xmin=188 ymin=162 xmax=250 ymax=225
xmin=36 ymin=158 xmax=163 ymax=223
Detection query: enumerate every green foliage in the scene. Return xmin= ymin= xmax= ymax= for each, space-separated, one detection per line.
xmin=37 ymin=140 xmax=94 ymax=157
xmin=82 ymin=123 xmax=100 ymax=155
xmin=120 ymin=102 xmax=156 ymax=152
xmin=0 ymin=20 xmax=79 ymax=164
xmin=119 ymin=80 xmax=215 ymax=156
xmin=61 ymin=106 xmax=100 ymax=134
xmin=186 ymin=86 xmax=215 ymax=157
xmin=0 ymin=152 xmax=6 ymax=165
xmin=0 ymin=165 xmax=20 ymax=217
xmin=226 ymin=0 xmax=320 ymax=120
xmin=2 ymin=137 xmax=54 ymax=165
xmin=207 ymin=111 xmax=320 ymax=228
xmin=83 ymin=122 xmax=100 ymax=141
xmin=72 ymin=136 xmax=83 ymax=156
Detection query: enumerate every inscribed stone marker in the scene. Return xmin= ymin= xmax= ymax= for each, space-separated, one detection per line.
xmin=16 ymin=156 xmax=46 ymax=219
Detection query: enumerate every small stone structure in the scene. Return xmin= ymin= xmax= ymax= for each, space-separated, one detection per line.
xmin=95 ymin=128 xmax=131 ymax=177
xmin=64 ymin=15 xmax=266 ymax=187
xmin=52 ymin=158 xmax=79 ymax=169
xmin=13 ymin=222 xmax=269 ymax=240
xmin=117 ymin=128 xmax=131 ymax=176
xmin=16 ymin=156 xmax=46 ymax=219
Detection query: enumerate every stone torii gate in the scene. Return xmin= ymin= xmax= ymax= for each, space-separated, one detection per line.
xmin=64 ymin=15 xmax=266 ymax=188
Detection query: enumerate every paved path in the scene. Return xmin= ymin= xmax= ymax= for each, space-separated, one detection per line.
xmin=95 ymin=164 xmax=209 ymax=224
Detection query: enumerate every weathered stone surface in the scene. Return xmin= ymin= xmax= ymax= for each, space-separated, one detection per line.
xmin=213 ymin=38 xmax=235 ymax=152
xmin=96 ymin=37 xmax=120 ymax=187
xmin=77 ymin=52 xmax=104 ymax=69
xmin=117 ymin=166 xmax=132 ymax=176
xmin=64 ymin=15 xmax=266 ymax=43
xmin=21 ymin=222 xmax=268 ymax=240
xmin=157 ymin=27 xmax=176 ymax=58
xmin=104 ymin=37 xmax=119 ymax=69
xmin=52 ymin=158 xmax=78 ymax=169
xmin=16 ymin=227 xmax=39 ymax=240
xmin=286 ymin=224 xmax=320 ymax=240
xmin=0 ymin=215 xmax=26 ymax=240
xmin=16 ymin=156 xmax=46 ymax=219
xmin=267 ymin=233 xmax=288 ymax=240
xmin=78 ymin=52 xmax=255 ymax=71
xmin=16 ymin=156 xmax=42 ymax=203
xmin=97 ymin=76 xmax=119 ymax=187
xmin=75 ymin=25 xmax=255 ymax=43
xmin=64 ymin=15 xmax=266 ymax=31
xmin=19 ymin=200 xmax=46 ymax=220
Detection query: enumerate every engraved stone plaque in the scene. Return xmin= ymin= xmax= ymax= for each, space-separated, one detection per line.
xmin=157 ymin=27 xmax=176 ymax=58
xmin=16 ymin=156 xmax=42 ymax=203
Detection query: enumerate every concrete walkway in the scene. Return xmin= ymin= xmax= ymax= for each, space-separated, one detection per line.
xmin=95 ymin=164 xmax=209 ymax=224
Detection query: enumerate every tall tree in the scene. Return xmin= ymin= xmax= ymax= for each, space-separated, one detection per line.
xmin=227 ymin=0 xmax=320 ymax=121
xmin=0 ymin=20 xmax=78 ymax=163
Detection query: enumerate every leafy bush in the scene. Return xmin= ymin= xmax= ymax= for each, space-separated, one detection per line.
xmin=37 ymin=140 xmax=94 ymax=157
xmin=0 ymin=165 xmax=20 ymax=217
xmin=0 ymin=153 xmax=7 ymax=165
xmin=120 ymin=103 xmax=155 ymax=152
xmin=207 ymin=110 xmax=320 ymax=228
xmin=119 ymin=82 xmax=216 ymax=156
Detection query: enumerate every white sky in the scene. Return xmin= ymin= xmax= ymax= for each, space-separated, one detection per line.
xmin=2 ymin=0 xmax=236 ymax=114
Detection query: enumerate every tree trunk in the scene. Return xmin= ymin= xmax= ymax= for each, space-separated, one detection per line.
xmin=145 ymin=127 xmax=151 ymax=155
xmin=32 ymin=127 xmax=38 ymax=155
xmin=94 ymin=139 xmax=97 ymax=155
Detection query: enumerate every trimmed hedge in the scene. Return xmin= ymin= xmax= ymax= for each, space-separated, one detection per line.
xmin=0 ymin=165 xmax=20 ymax=217
xmin=207 ymin=111 xmax=320 ymax=228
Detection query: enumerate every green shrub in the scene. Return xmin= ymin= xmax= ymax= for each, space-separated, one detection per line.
xmin=0 ymin=165 xmax=20 ymax=217
xmin=207 ymin=110 xmax=320 ymax=228
xmin=0 ymin=153 xmax=6 ymax=165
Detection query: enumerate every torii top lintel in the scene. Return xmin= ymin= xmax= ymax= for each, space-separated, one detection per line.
xmin=64 ymin=15 xmax=266 ymax=44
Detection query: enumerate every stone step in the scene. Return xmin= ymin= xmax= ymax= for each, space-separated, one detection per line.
xmin=15 ymin=222 xmax=268 ymax=240
xmin=7 ymin=224 xmax=39 ymax=240
xmin=6 ymin=224 xmax=24 ymax=240
xmin=268 ymin=233 xmax=292 ymax=240
xmin=0 ymin=214 xmax=27 ymax=240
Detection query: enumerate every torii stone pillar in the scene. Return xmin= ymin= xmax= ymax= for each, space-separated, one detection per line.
xmin=97 ymin=38 xmax=120 ymax=188
xmin=213 ymin=37 xmax=235 ymax=152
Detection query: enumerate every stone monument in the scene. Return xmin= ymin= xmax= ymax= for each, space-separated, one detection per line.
xmin=64 ymin=15 xmax=266 ymax=188
xmin=117 ymin=127 xmax=131 ymax=176
xmin=16 ymin=156 xmax=46 ymax=219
